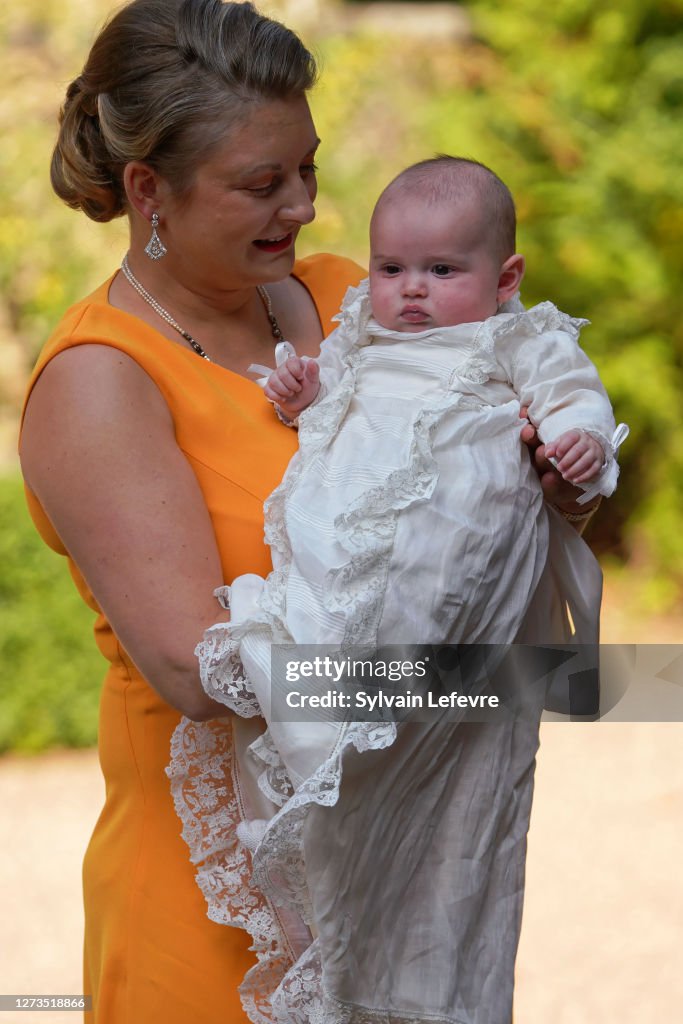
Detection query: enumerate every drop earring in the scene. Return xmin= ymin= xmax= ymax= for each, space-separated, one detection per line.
xmin=144 ymin=212 xmax=167 ymax=260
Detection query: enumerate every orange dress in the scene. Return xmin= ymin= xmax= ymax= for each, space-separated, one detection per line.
xmin=21 ymin=254 xmax=364 ymax=1024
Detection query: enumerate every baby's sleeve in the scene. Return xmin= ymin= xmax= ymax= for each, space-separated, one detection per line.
xmin=497 ymin=303 xmax=628 ymax=503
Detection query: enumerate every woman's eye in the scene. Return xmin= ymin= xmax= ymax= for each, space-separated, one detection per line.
xmin=300 ymin=162 xmax=319 ymax=177
xmin=432 ymin=264 xmax=454 ymax=276
xmin=246 ymin=181 xmax=278 ymax=196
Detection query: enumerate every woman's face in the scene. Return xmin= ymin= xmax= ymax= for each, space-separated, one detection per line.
xmin=159 ymin=95 xmax=319 ymax=293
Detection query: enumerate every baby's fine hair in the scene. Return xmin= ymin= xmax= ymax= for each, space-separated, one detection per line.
xmin=376 ymin=156 xmax=517 ymax=263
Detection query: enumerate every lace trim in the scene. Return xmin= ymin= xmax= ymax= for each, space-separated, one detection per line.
xmin=252 ymin=730 xmax=295 ymax=807
xmin=500 ymin=299 xmax=588 ymax=355
xmin=167 ymin=711 xmax=401 ymax=1022
xmin=326 ymin=396 xmax=448 ymax=648
xmin=263 ymin=349 xmax=360 ymax=567
xmin=263 ymin=329 xmax=471 ymax=651
xmin=366 ymin=295 xmax=584 ymax=389
xmin=171 ymin=588 xmax=406 ymax=1021
xmin=269 ymin=941 xmax=471 ymax=1024
xmin=330 ymin=278 xmax=374 ymax=340
xmin=166 ymin=718 xmax=294 ymax=1024
xmin=195 ymin=601 xmax=261 ymax=717
xmin=249 ymin=721 xmax=395 ymax=922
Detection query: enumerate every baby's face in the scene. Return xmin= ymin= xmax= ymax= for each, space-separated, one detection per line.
xmin=369 ymin=196 xmax=503 ymax=333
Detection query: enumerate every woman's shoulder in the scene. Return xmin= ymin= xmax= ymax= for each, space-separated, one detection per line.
xmin=25 ymin=271 xmax=198 ymax=393
xmin=294 ymin=252 xmax=365 ymax=286
xmin=293 ymin=253 xmax=366 ymax=335
xmin=28 ymin=275 xmax=140 ymax=375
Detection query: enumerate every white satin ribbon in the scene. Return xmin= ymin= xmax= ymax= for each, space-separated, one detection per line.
xmin=248 ymin=340 xmax=298 ymax=388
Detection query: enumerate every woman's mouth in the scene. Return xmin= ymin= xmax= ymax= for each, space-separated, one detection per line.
xmin=253 ymin=233 xmax=294 ymax=253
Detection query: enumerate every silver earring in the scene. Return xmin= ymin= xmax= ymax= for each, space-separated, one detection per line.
xmin=144 ymin=212 xmax=167 ymax=260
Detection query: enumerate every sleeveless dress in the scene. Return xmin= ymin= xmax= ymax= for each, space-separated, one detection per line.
xmin=20 ymin=254 xmax=364 ymax=1024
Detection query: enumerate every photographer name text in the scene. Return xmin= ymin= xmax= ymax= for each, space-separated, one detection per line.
xmin=285 ymin=690 xmax=499 ymax=711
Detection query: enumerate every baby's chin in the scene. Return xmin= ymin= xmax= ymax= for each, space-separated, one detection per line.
xmin=393 ymin=321 xmax=433 ymax=334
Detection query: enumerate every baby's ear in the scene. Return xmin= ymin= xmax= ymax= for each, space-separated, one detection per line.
xmin=496 ymin=254 xmax=525 ymax=305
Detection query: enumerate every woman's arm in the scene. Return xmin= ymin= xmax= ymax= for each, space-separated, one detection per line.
xmin=20 ymin=344 xmax=231 ymax=720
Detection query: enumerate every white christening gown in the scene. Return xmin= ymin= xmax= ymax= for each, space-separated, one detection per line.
xmin=168 ymin=285 xmax=627 ymax=1024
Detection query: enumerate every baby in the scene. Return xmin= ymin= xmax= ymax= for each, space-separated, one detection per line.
xmin=267 ymin=156 xmax=618 ymax=495
xmin=217 ymin=154 xmax=629 ymax=775
xmin=191 ymin=157 xmax=628 ymax=1024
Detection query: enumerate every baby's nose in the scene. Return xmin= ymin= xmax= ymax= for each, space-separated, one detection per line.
xmin=402 ymin=273 xmax=427 ymax=296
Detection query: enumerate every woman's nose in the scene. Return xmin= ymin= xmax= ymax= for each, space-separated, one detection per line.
xmin=280 ymin=177 xmax=316 ymax=226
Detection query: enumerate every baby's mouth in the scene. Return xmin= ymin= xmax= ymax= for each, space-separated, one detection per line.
xmin=400 ymin=306 xmax=429 ymax=322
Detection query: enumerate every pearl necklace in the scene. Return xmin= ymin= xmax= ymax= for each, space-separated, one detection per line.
xmin=120 ymin=254 xmax=285 ymax=361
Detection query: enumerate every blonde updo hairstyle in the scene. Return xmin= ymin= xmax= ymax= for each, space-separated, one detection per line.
xmin=51 ymin=0 xmax=318 ymax=222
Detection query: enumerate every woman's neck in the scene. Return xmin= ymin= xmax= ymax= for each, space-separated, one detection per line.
xmin=110 ymin=253 xmax=283 ymax=374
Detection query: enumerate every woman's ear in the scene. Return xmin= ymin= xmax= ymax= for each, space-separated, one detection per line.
xmin=123 ymin=161 xmax=166 ymax=221
xmin=496 ymin=254 xmax=526 ymax=305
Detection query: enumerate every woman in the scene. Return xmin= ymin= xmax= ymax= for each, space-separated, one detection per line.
xmin=19 ymin=1 xmax=599 ymax=1022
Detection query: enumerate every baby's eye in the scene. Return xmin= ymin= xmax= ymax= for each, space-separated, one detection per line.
xmin=383 ymin=264 xmax=402 ymax=276
xmin=431 ymin=264 xmax=454 ymax=277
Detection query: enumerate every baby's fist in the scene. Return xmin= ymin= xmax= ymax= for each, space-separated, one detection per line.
xmin=264 ymin=356 xmax=320 ymax=417
xmin=545 ymin=429 xmax=604 ymax=484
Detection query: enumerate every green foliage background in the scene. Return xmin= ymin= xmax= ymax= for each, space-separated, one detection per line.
xmin=0 ymin=475 xmax=103 ymax=752
xmin=1 ymin=0 xmax=681 ymax=752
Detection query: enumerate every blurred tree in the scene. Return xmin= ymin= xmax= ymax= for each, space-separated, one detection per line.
xmin=0 ymin=475 xmax=103 ymax=752
xmin=304 ymin=0 xmax=683 ymax=607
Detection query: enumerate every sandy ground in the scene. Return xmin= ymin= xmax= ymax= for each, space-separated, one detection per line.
xmin=1 ymin=600 xmax=682 ymax=1022
xmin=0 ymin=750 xmax=102 ymax=1024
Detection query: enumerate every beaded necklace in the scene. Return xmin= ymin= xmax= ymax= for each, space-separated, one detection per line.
xmin=120 ymin=254 xmax=284 ymax=361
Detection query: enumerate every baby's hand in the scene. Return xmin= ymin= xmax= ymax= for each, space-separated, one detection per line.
xmin=264 ymin=356 xmax=320 ymax=417
xmin=544 ymin=429 xmax=604 ymax=484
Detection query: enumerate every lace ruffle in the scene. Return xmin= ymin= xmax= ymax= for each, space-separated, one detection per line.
xmin=323 ymin=391 xmax=458 ymax=648
xmin=486 ymin=299 xmax=589 ymax=354
xmin=170 ymin=564 xmax=406 ymax=1021
xmin=166 ymin=717 xmax=295 ymax=1024
xmin=167 ymin=678 xmax=398 ymax=1023
xmin=330 ymin=278 xmax=374 ymax=340
xmin=263 ymin=307 xmax=475 ymax=651
xmin=196 ymin=625 xmax=262 ymax=718
xmin=249 ymin=721 xmax=396 ymax=922
xmin=269 ymin=940 xmax=470 ymax=1024
xmin=252 ymin=730 xmax=295 ymax=807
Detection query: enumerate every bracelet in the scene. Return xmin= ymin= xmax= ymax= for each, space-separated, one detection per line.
xmin=274 ymin=404 xmax=299 ymax=429
xmin=552 ymin=496 xmax=602 ymax=522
